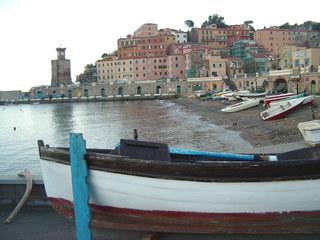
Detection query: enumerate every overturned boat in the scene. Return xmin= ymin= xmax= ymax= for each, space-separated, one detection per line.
xmin=38 ymin=139 xmax=320 ymax=234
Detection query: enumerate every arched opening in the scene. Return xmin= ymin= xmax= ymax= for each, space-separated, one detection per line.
xmin=156 ymin=86 xmax=161 ymax=94
xmin=101 ymin=88 xmax=106 ymax=97
xmin=311 ymin=80 xmax=316 ymax=95
xmin=176 ymin=85 xmax=182 ymax=94
xmin=212 ymin=84 xmax=217 ymax=90
xmin=84 ymin=89 xmax=89 ymax=98
xmin=68 ymin=90 xmax=72 ymax=99
xmin=274 ymin=79 xmax=287 ymax=93
xmin=137 ymin=86 xmax=142 ymax=95
xmin=36 ymin=91 xmax=44 ymax=99
xmin=52 ymin=90 xmax=58 ymax=98
xmin=118 ymin=87 xmax=123 ymax=95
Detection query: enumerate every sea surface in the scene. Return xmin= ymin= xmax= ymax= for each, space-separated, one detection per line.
xmin=0 ymin=100 xmax=251 ymax=175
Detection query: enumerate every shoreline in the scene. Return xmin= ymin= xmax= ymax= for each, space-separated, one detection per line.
xmin=171 ymin=96 xmax=319 ymax=147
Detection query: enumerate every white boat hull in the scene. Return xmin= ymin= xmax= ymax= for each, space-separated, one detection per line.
xmin=298 ymin=120 xmax=320 ymax=146
xmin=221 ymin=99 xmax=260 ymax=113
xmin=40 ymin=159 xmax=320 ymax=214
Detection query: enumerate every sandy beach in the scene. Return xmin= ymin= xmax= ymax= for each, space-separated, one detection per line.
xmin=172 ymin=96 xmax=320 ymax=147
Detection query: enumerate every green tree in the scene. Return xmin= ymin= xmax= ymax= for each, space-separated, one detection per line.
xmin=184 ymin=20 xmax=194 ymax=31
xmin=303 ymin=21 xmax=314 ymax=29
xmin=279 ymin=22 xmax=299 ymax=29
xmin=101 ymin=53 xmax=109 ymax=58
xmin=201 ymin=14 xmax=228 ymax=28
xmin=76 ymin=64 xmax=97 ymax=84
xmin=244 ymin=20 xmax=255 ymax=39
xmin=312 ymin=23 xmax=320 ymax=31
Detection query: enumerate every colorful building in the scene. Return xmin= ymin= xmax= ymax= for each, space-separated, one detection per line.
xmin=254 ymin=27 xmax=319 ymax=54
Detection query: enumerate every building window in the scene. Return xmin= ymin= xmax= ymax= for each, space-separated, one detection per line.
xmin=136 ymin=67 xmax=138 ymax=70
xmin=176 ymin=64 xmax=178 ymax=67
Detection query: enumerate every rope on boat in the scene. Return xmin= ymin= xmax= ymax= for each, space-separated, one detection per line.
xmin=5 ymin=169 xmax=33 ymax=224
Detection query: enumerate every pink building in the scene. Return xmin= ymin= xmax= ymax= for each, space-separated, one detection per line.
xmin=166 ymin=55 xmax=186 ymax=80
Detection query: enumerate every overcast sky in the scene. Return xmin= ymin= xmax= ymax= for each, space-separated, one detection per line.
xmin=0 ymin=0 xmax=319 ymax=91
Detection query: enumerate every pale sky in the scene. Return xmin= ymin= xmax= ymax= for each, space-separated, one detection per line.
xmin=0 ymin=0 xmax=319 ymax=91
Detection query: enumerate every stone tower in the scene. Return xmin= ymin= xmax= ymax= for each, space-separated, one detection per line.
xmin=51 ymin=47 xmax=72 ymax=86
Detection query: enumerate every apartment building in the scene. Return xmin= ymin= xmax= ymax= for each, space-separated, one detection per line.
xmin=227 ymin=25 xmax=251 ymax=47
xmin=278 ymin=45 xmax=306 ymax=70
xmin=254 ymin=27 xmax=319 ymax=53
xmin=96 ymin=56 xmax=133 ymax=82
xmin=189 ymin=26 xmax=228 ymax=49
xmin=117 ymin=24 xmax=176 ymax=59
xmin=166 ymin=54 xmax=186 ymax=80
xmin=171 ymin=30 xmax=187 ymax=44
xmin=225 ymin=57 xmax=244 ymax=77
xmin=292 ymin=48 xmax=320 ymax=71
xmin=189 ymin=25 xmax=250 ymax=49
xmin=204 ymin=55 xmax=227 ymax=77
xmin=133 ymin=23 xmax=158 ymax=37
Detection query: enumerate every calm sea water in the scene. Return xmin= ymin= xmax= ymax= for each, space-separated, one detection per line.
xmin=0 ymin=100 xmax=251 ymax=175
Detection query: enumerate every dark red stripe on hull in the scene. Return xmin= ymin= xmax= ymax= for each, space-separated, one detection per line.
xmin=266 ymin=103 xmax=303 ymax=121
xmin=49 ymin=198 xmax=320 ymax=234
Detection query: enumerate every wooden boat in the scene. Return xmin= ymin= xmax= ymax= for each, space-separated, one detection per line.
xmin=260 ymin=98 xmax=304 ymax=121
xmin=38 ymin=139 xmax=320 ymax=234
xmin=298 ymin=120 xmax=320 ymax=146
xmin=263 ymin=93 xmax=295 ymax=107
xmin=269 ymin=95 xmax=314 ymax=108
xmin=221 ymin=98 xmax=261 ymax=113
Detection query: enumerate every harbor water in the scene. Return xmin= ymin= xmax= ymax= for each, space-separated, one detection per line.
xmin=0 ymin=100 xmax=251 ymax=175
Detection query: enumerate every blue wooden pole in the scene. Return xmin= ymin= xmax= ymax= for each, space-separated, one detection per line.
xmin=69 ymin=133 xmax=92 ymax=240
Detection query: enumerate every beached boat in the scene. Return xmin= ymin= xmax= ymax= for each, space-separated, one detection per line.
xmin=38 ymin=138 xmax=320 ymax=233
xmin=298 ymin=120 xmax=320 ymax=146
xmin=261 ymin=98 xmax=304 ymax=121
xmin=263 ymin=93 xmax=295 ymax=107
xmin=269 ymin=95 xmax=314 ymax=108
xmin=221 ymin=98 xmax=261 ymax=113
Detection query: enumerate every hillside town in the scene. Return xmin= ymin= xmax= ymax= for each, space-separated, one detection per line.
xmin=1 ymin=16 xmax=320 ymax=103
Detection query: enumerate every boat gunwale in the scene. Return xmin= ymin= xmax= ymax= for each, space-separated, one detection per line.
xmin=38 ymin=145 xmax=320 ymax=183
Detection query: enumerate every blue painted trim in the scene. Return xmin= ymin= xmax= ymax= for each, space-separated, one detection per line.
xmin=69 ymin=133 xmax=92 ymax=240
xmin=169 ymin=147 xmax=255 ymax=161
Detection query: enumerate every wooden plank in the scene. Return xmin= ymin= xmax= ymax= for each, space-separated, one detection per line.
xmin=69 ymin=133 xmax=92 ymax=240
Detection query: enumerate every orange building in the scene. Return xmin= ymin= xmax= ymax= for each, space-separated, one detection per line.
xmin=189 ymin=25 xmax=250 ymax=49
xmin=117 ymin=24 xmax=176 ymax=60
xmin=254 ymin=27 xmax=318 ymax=54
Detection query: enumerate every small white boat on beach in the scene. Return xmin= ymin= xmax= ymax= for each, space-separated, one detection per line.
xmin=297 ymin=120 xmax=320 ymax=146
xmin=260 ymin=98 xmax=304 ymax=121
xmin=269 ymin=95 xmax=314 ymax=108
xmin=221 ymin=98 xmax=261 ymax=113
xmin=264 ymin=93 xmax=295 ymax=107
